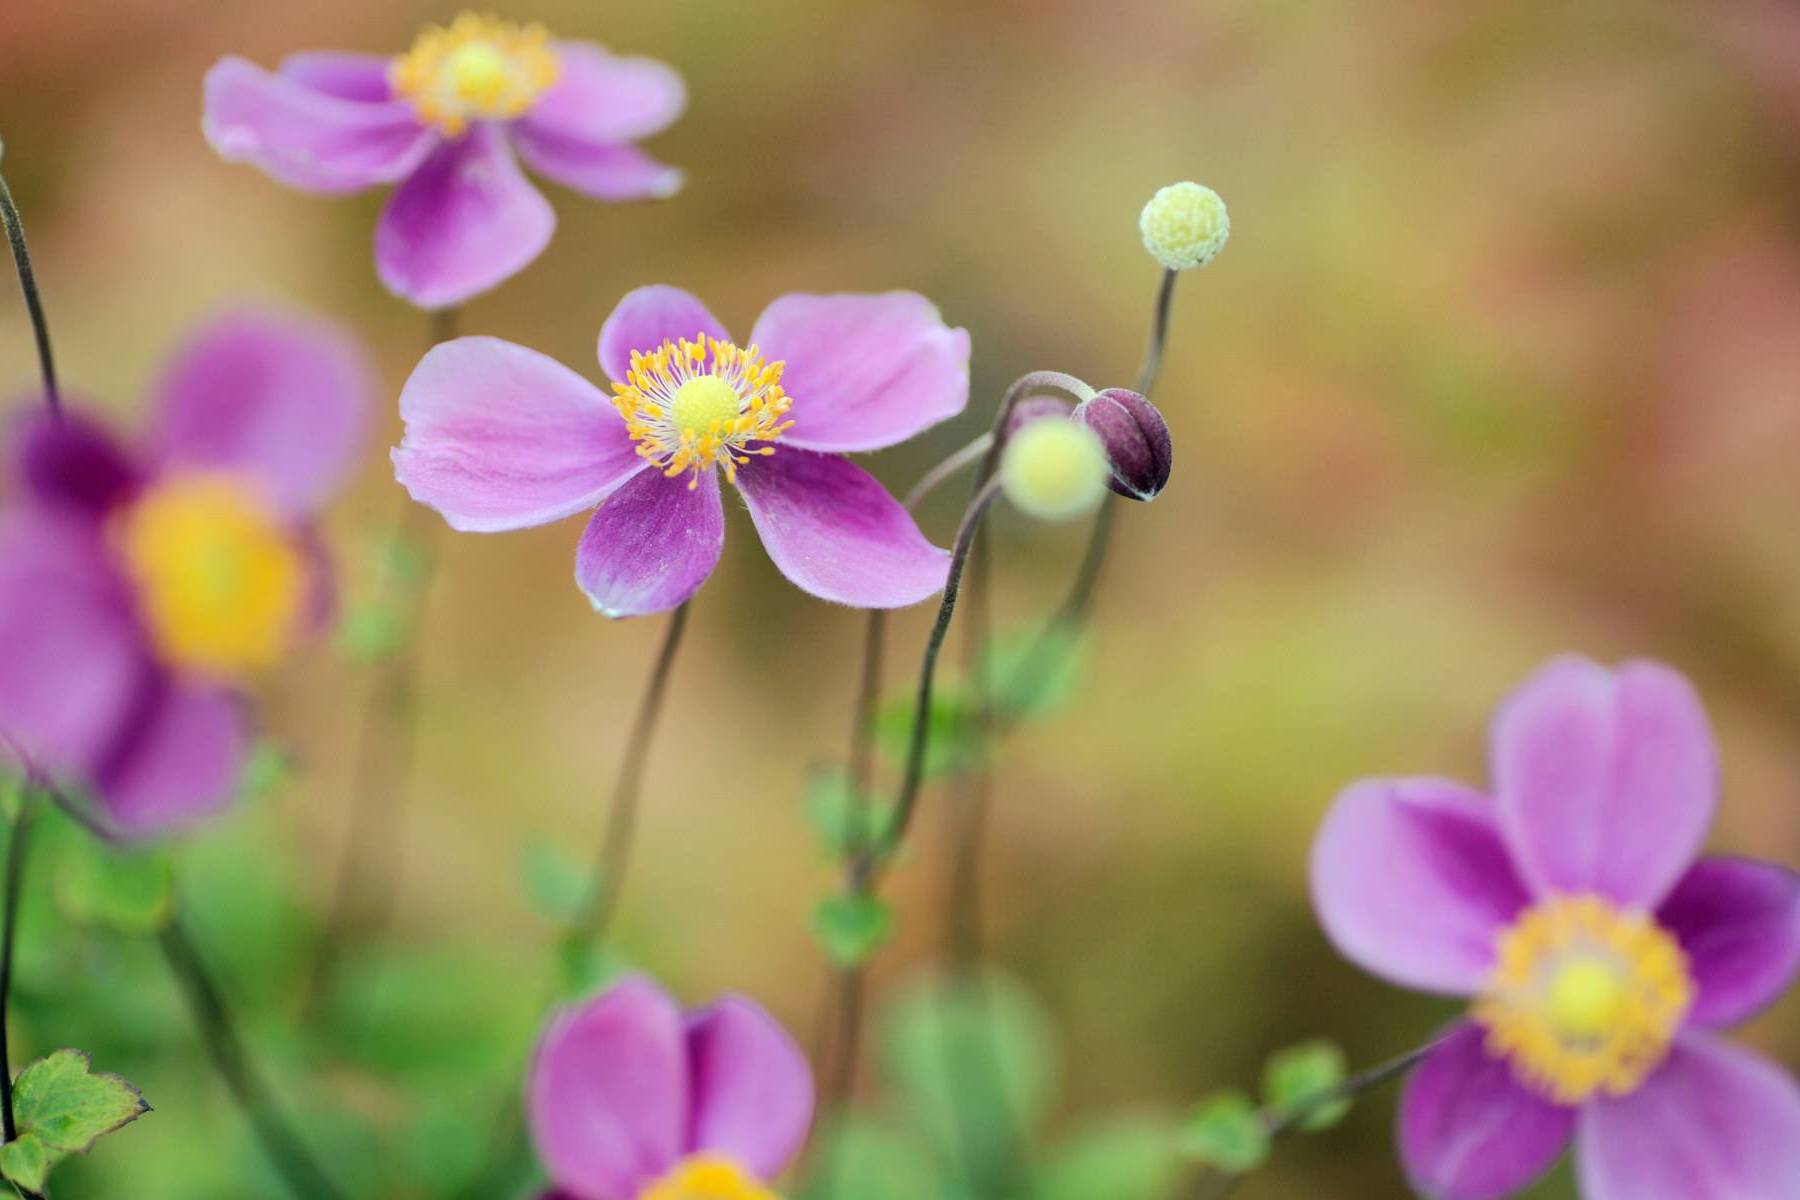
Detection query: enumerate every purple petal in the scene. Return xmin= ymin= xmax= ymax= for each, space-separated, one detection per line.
xmin=512 ymin=133 xmax=683 ymax=202
xmin=1399 ymin=1023 xmax=1575 ymax=1200
xmin=1491 ymin=656 xmax=1717 ymax=908
xmin=0 ymin=511 xmax=145 ymax=777
xmin=1658 ymin=856 xmax=1800 ymax=1030
xmin=93 ymin=678 xmax=246 ymax=839
xmin=374 ymin=124 xmax=554 ymax=310
xmin=734 ymin=449 xmax=950 ymax=609
xmin=151 ymin=311 xmax=372 ymax=519
xmin=747 ymin=293 xmax=971 ymax=453
xmin=12 ymin=408 xmax=140 ymax=517
xmin=597 ymin=286 xmax=731 ymax=384
xmin=1309 ymin=778 xmax=1530 ymax=995
xmin=202 ymin=56 xmax=433 ymax=194
xmin=521 ymin=42 xmax=686 ymax=147
xmin=574 ymin=468 xmax=724 ymax=619
xmin=1578 ymin=1033 xmax=1800 ymax=1200
xmin=394 ymin=337 xmax=645 ymax=532
xmin=685 ymin=997 xmax=814 ymax=1177
xmin=528 ymin=975 xmax=689 ymax=1199
xmin=278 ymin=51 xmax=394 ymax=102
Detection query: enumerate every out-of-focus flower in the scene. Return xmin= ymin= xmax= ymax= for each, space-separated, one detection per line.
xmin=1139 ymin=181 xmax=1229 ymax=271
xmin=1000 ymin=417 xmax=1109 ymax=522
xmin=393 ymin=285 xmax=969 ymax=617
xmin=1310 ymin=655 xmax=1800 ymax=1200
xmin=203 ymin=13 xmax=686 ymax=309
xmin=0 ymin=312 xmax=370 ymax=835
xmin=528 ymin=974 xmax=813 ymax=1200
xmin=1072 ymin=387 xmax=1171 ymax=501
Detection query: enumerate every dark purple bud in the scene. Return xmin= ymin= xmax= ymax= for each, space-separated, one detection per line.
xmin=1004 ymin=393 xmax=1075 ymax=438
xmin=1072 ymin=388 xmax=1171 ymax=500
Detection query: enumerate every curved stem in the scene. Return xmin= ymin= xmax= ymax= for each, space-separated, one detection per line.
xmin=161 ymin=918 xmax=345 ymax=1200
xmin=0 ymin=806 xmax=34 ymax=1149
xmin=904 ymin=433 xmax=994 ymax=511
xmin=571 ymin=601 xmax=691 ymax=944
xmin=0 ymin=166 xmax=59 ymax=417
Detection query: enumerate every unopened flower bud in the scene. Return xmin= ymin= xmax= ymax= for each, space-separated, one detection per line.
xmin=999 ymin=418 xmax=1108 ymax=522
xmin=1073 ymin=387 xmax=1172 ymax=501
xmin=1139 ymin=181 xmax=1229 ymax=271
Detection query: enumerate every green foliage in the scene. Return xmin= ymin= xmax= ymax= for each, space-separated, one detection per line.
xmin=237 ymin=740 xmax=294 ymax=806
xmin=1178 ymin=1090 xmax=1269 ymax=1173
xmin=1038 ymin=1117 xmax=1182 ymax=1200
xmin=520 ymin=838 xmax=589 ymax=923
xmin=798 ymin=1118 xmax=941 ymax=1200
xmin=803 ymin=771 xmax=893 ymax=860
xmin=1262 ymin=1039 xmax=1350 ymax=1131
xmin=338 ymin=602 xmax=409 ymax=663
xmin=883 ymin=972 xmax=1057 ymax=1154
xmin=874 ymin=687 xmax=980 ymax=777
xmin=813 ymin=893 xmax=894 ymax=967
xmin=53 ymin=835 xmax=175 ymax=934
xmin=986 ymin=624 xmax=1086 ymax=723
xmin=557 ymin=930 xmax=629 ymax=998
xmin=0 ymin=1049 xmax=149 ymax=1191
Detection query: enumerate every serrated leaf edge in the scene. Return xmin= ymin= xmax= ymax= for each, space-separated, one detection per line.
xmin=16 ymin=1048 xmax=152 ymax=1155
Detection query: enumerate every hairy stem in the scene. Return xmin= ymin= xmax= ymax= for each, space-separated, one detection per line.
xmin=0 ymin=165 xmax=60 ymax=417
xmin=161 ymin=918 xmax=345 ymax=1200
xmin=0 ymin=806 xmax=34 ymax=1165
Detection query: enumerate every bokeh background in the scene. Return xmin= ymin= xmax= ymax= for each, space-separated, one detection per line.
xmin=4 ymin=0 xmax=1800 ymax=1196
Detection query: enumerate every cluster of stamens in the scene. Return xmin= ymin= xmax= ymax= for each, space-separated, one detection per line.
xmin=612 ymin=336 xmax=794 ymax=489
xmin=636 ymin=1154 xmax=776 ymax=1200
xmin=1472 ymin=894 xmax=1691 ymax=1105
xmin=389 ymin=12 xmax=559 ymax=136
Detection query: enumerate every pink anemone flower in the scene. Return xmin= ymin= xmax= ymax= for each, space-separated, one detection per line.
xmin=393 ymin=284 xmax=970 ymax=617
xmin=528 ymin=975 xmax=813 ymax=1200
xmin=203 ymin=13 xmax=685 ymax=309
xmin=0 ymin=312 xmax=370 ymax=835
xmin=1311 ymin=655 xmax=1800 ymax=1200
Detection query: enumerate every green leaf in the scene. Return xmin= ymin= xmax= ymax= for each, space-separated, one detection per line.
xmin=986 ymin=625 xmax=1085 ymax=722
xmin=1178 ymin=1091 xmax=1269 ymax=1173
xmin=797 ymin=1117 xmax=941 ymax=1200
xmin=12 ymin=1048 xmax=149 ymax=1154
xmin=337 ymin=602 xmax=409 ymax=663
xmin=520 ymin=839 xmax=589 ymax=923
xmin=557 ymin=932 xmax=629 ymax=999
xmin=237 ymin=740 xmax=294 ymax=805
xmin=0 ymin=1133 xmax=49 ymax=1192
xmin=1262 ymin=1040 xmax=1350 ymax=1132
xmin=53 ymin=837 xmax=175 ymax=934
xmin=1039 ymin=1117 xmax=1181 ymax=1200
xmin=874 ymin=685 xmax=981 ymax=777
xmin=813 ymin=894 xmax=894 ymax=967
xmin=804 ymin=771 xmax=891 ymax=860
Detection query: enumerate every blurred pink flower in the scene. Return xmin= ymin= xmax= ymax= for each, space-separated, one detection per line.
xmin=393 ymin=284 xmax=969 ymax=617
xmin=1311 ymin=655 xmax=1800 ymax=1200
xmin=202 ymin=14 xmax=686 ymax=309
xmin=528 ymin=974 xmax=813 ymax=1200
xmin=0 ymin=312 xmax=371 ymax=835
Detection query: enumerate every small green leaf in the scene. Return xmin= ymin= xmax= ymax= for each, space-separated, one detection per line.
xmin=53 ymin=837 xmax=175 ymax=934
xmin=874 ymin=686 xmax=980 ymax=777
xmin=556 ymin=931 xmax=628 ymax=998
xmin=813 ymin=893 xmax=894 ymax=967
xmin=986 ymin=625 xmax=1085 ymax=722
xmin=337 ymin=603 xmax=409 ymax=663
xmin=804 ymin=771 xmax=892 ymax=860
xmin=520 ymin=840 xmax=589 ymax=923
xmin=238 ymin=740 xmax=294 ymax=805
xmin=0 ymin=1133 xmax=50 ymax=1192
xmin=12 ymin=1049 xmax=150 ymax=1154
xmin=1039 ymin=1117 xmax=1181 ymax=1200
xmin=1262 ymin=1040 xmax=1350 ymax=1132
xmin=1178 ymin=1091 xmax=1269 ymax=1174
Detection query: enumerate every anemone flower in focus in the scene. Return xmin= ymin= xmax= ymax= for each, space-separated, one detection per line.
xmin=1310 ymin=655 xmax=1800 ymax=1200
xmin=0 ymin=312 xmax=370 ymax=836
xmin=393 ymin=284 xmax=969 ymax=617
xmin=528 ymin=974 xmax=813 ymax=1200
xmin=203 ymin=13 xmax=686 ymax=308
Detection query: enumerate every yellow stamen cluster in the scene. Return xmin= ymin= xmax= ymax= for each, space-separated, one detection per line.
xmin=119 ymin=473 xmax=305 ymax=678
xmin=389 ymin=13 xmax=559 ymax=137
xmin=612 ymin=336 xmax=794 ymax=489
xmin=1472 ymin=895 xmax=1692 ymax=1105
xmin=637 ymin=1154 xmax=778 ymax=1200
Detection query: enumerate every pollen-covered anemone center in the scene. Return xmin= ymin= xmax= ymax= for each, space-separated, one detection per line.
xmin=390 ymin=12 xmax=559 ymax=137
xmin=636 ymin=1154 xmax=776 ymax=1200
xmin=1472 ymin=894 xmax=1692 ymax=1105
xmin=119 ymin=473 xmax=305 ymax=678
xmin=612 ymin=335 xmax=795 ymax=490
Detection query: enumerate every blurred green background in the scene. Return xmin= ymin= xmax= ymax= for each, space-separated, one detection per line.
xmin=4 ymin=0 xmax=1800 ymax=1196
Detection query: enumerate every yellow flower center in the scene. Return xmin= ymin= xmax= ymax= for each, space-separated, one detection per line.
xmin=119 ymin=473 xmax=305 ymax=678
xmin=389 ymin=13 xmax=559 ymax=137
xmin=637 ymin=1154 xmax=778 ymax=1200
xmin=611 ymin=336 xmax=794 ymax=490
xmin=1472 ymin=894 xmax=1692 ymax=1105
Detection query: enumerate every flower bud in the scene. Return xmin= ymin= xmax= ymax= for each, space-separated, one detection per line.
xmin=1139 ymin=181 xmax=1229 ymax=271
xmin=999 ymin=418 xmax=1109 ymax=522
xmin=1073 ymin=388 xmax=1172 ymax=501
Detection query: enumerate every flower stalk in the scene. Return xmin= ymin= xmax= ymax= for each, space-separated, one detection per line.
xmin=0 ymin=158 xmax=60 ymax=417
